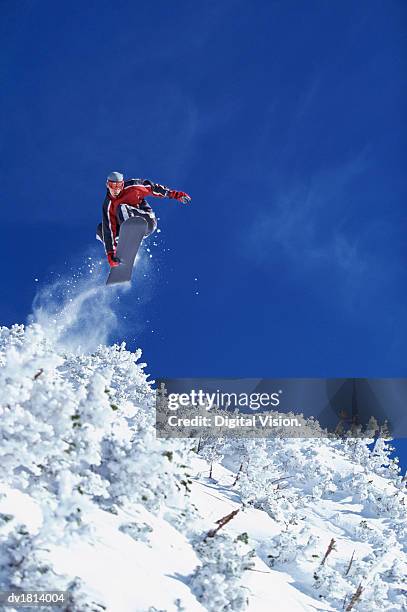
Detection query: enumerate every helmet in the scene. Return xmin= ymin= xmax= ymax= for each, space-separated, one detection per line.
xmin=107 ymin=171 xmax=124 ymax=182
xmin=106 ymin=171 xmax=124 ymax=196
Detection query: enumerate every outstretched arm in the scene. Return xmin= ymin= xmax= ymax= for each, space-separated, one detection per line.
xmin=142 ymin=179 xmax=171 ymax=198
xmin=129 ymin=178 xmax=191 ymax=204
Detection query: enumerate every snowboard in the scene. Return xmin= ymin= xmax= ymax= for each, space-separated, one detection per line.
xmin=106 ymin=216 xmax=148 ymax=286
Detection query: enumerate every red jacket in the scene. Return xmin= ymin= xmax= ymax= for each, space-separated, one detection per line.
xmin=102 ymin=178 xmax=171 ymax=253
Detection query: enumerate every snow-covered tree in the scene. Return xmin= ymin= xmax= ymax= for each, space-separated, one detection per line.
xmin=1 ymin=320 xmax=406 ymax=611
xmin=190 ymin=533 xmax=254 ymax=611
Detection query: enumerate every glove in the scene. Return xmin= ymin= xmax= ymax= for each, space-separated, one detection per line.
xmin=107 ymin=251 xmax=121 ymax=267
xmin=169 ymin=190 xmax=191 ymax=204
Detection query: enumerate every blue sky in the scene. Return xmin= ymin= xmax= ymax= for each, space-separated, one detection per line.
xmin=1 ymin=2 xmax=406 ymax=464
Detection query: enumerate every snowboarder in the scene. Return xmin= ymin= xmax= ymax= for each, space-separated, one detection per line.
xmin=96 ymin=171 xmax=191 ymax=269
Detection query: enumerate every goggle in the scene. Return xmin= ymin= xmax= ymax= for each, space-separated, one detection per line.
xmin=107 ymin=180 xmax=124 ymax=189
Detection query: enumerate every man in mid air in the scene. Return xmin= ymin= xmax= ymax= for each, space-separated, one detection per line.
xmin=97 ymin=171 xmax=191 ymax=268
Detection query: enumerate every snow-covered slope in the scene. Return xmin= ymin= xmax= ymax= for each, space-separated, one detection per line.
xmin=0 ymin=323 xmax=405 ymax=611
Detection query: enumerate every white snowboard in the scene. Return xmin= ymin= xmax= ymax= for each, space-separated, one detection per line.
xmin=106 ymin=216 xmax=148 ymax=285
